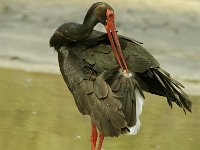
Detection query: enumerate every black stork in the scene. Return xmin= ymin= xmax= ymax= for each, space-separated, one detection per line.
xmin=49 ymin=2 xmax=192 ymax=150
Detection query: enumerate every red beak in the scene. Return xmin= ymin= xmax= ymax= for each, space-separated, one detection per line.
xmin=104 ymin=10 xmax=129 ymax=73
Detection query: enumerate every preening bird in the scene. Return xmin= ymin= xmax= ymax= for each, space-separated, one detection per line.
xmin=49 ymin=2 xmax=192 ymax=150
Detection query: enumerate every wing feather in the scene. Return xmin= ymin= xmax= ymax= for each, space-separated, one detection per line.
xmin=58 ymin=49 xmax=127 ymax=136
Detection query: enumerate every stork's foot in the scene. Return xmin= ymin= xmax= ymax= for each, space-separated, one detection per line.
xmin=97 ymin=132 xmax=104 ymax=150
xmin=91 ymin=122 xmax=98 ymax=150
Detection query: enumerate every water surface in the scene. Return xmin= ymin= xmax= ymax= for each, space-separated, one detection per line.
xmin=0 ymin=68 xmax=199 ymax=150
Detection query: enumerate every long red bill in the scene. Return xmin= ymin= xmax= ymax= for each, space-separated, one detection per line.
xmin=105 ymin=16 xmax=129 ymax=73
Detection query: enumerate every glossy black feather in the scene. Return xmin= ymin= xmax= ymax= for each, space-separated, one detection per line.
xmin=50 ymin=22 xmax=192 ymax=137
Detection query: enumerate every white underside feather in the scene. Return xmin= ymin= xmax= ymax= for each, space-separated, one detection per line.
xmin=128 ymin=89 xmax=144 ymax=135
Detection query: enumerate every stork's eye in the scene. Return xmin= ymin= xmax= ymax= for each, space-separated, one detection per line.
xmin=108 ymin=14 xmax=113 ymax=18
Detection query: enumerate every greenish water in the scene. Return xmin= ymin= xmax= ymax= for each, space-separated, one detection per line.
xmin=0 ymin=68 xmax=199 ymax=150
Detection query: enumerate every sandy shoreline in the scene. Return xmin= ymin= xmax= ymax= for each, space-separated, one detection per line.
xmin=0 ymin=0 xmax=200 ymax=94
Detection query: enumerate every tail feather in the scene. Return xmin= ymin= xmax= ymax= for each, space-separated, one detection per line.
xmin=151 ymin=69 xmax=175 ymax=108
xmin=158 ymin=68 xmax=185 ymax=88
xmin=153 ymin=68 xmax=192 ymax=113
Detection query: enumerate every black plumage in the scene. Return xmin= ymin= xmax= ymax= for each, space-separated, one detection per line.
xmin=49 ymin=2 xmax=192 ymax=139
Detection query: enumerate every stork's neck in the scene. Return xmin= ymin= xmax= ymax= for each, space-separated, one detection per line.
xmin=69 ymin=13 xmax=99 ymax=41
xmin=80 ymin=13 xmax=99 ymax=38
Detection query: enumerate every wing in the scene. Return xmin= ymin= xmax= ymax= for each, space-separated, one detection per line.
xmin=58 ymin=47 xmax=127 ymax=137
xmin=120 ymin=37 xmax=160 ymax=72
xmin=120 ymin=37 xmax=191 ymax=112
xmin=82 ymin=35 xmax=191 ymax=113
xmin=82 ymin=33 xmax=160 ymax=73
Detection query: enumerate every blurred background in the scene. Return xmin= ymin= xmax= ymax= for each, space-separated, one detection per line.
xmin=0 ymin=0 xmax=199 ymax=150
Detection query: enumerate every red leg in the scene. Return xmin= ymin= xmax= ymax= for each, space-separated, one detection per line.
xmin=91 ymin=122 xmax=98 ymax=150
xmin=97 ymin=132 xmax=104 ymax=150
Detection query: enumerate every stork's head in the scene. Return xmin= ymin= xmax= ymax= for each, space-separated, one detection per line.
xmin=85 ymin=2 xmax=128 ymax=72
